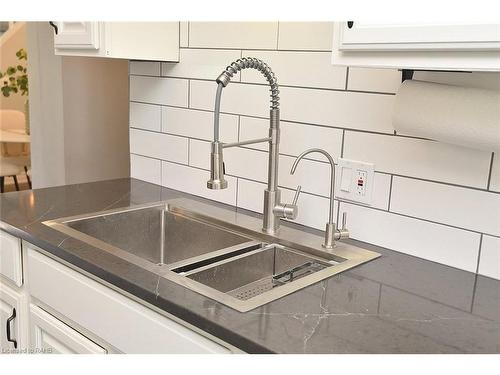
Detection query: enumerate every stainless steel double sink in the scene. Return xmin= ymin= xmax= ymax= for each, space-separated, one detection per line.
xmin=44 ymin=198 xmax=380 ymax=312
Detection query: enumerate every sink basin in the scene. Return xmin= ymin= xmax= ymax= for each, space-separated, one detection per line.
xmin=182 ymin=244 xmax=333 ymax=301
xmin=44 ymin=198 xmax=380 ymax=312
xmin=64 ymin=205 xmax=252 ymax=265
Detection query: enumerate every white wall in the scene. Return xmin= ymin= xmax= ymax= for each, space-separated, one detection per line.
xmin=128 ymin=22 xmax=500 ymax=280
xmin=27 ymin=22 xmax=130 ymax=188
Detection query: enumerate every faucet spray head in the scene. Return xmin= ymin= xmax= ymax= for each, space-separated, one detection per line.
xmin=207 ymin=141 xmax=227 ymax=190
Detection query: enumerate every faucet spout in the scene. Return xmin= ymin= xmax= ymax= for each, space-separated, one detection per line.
xmin=207 ymin=58 xmax=296 ymax=234
xmin=291 ymin=148 xmax=348 ymax=249
xmin=291 ymin=148 xmax=336 ymax=224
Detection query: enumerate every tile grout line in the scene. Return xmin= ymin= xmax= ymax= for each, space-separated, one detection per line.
xmin=387 ymin=175 xmax=394 ymax=211
xmin=235 ymin=177 xmax=240 ymax=209
xmin=237 ymin=115 xmax=241 ymax=141
xmin=130 ymin=101 xmax=412 ymax=138
xmin=130 ymin=74 xmax=398 ymax=96
xmin=276 ymin=22 xmax=280 ymax=50
xmin=340 ymin=129 xmax=345 ymax=158
xmin=344 ymin=67 xmax=349 ymax=91
xmin=486 ymin=152 xmax=494 ymax=190
xmin=470 ymin=234 xmax=484 ymax=312
xmin=187 ymin=22 xmax=190 ymax=47
xmin=475 ymin=233 xmax=484 ymax=274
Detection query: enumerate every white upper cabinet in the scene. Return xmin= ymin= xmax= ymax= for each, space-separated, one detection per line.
xmin=52 ymin=22 xmax=179 ymax=62
xmin=53 ymin=22 xmax=100 ymax=50
xmin=332 ymin=22 xmax=500 ymax=71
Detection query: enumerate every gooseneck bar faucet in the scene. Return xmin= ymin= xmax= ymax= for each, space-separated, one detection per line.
xmin=290 ymin=148 xmax=349 ymax=248
xmin=207 ymin=58 xmax=300 ymax=234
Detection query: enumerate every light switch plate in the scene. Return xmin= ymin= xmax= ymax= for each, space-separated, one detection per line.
xmin=336 ymin=158 xmax=375 ymax=205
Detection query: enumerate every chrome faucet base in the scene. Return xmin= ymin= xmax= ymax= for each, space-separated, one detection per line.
xmin=322 ymin=222 xmax=337 ymax=249
xmin=262 ymin=189 xmax=281 ymax=234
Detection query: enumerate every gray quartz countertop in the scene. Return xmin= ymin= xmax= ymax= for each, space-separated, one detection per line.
xmin=1 ymin=178 xmax=499 ymax=353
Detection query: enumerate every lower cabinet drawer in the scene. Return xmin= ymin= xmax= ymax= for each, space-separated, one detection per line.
xmin=29 ymin=304 xmax=107 ymax=354
xmin=26 ymin=246 xmax=231 ymax=353
xmin=0 ymin=230 xmax=23 ymax=287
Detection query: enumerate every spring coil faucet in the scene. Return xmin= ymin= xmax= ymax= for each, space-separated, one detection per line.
xmin=207 ymin=58 xmax=301 ymax=234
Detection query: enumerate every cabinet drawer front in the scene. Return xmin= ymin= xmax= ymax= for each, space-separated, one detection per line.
xmin=27 ymin=247 xmax=230 ymax=353
xmin=29 ymin=304 xmax=106 ymax=354
xmin=0 ymin=230 xmax=22 ymax=287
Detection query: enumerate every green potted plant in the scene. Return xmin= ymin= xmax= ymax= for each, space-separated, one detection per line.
xmin=0 ymin=48 xmax=29 ymax=134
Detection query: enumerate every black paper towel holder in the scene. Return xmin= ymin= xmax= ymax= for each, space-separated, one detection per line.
xmin=400 ymin=69 xmax=472 ymax=83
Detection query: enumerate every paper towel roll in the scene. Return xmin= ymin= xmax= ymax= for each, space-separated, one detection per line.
xmin=393 ymin=80 xmax=500 ymax=152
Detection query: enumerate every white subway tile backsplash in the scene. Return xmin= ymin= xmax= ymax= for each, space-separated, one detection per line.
xmin=489 ymin=154 xmax=500 ymax=192
xmin=235 ymin=178 xmax=263 ymax=213
xmin=370 ymin=173 xmax=392 ymax=210
xmin=190 ymin=141 xmax=332 ymax=197
xmin=129 ymin=128 xmax=188 ymax=164
xmin=189 ymin=22 xmax=278 ymax=49
xmin=340 ymin=202 xmax=481 ymax=272
xmin=190 ymin=80 xmax=395 ymax=133
xmin=130 ymin=102 xmax=161 ymax=132
xmin=162 ymin=107 xmax=238 ymax=142
xmin=129 ymin=61 xmax=161 ymax=76
xmin=189 ymin=136 xmax=390 ymax=208
xmin=391 ymin=177 xmax=500 ymax=237
xmin=130 ymin=154 xmax=161 ymax=185
xmin=347 ymin=67 xmax=402 ymax=93
xmin=240 ymin=50 xmax=346 ymax=90
xmin=188 ymin=139 xmax=211 ymax=170
xmin=180 ymin=22 xmax=189 ymax=47
xmin=280 ymin=86 xmax=395 ymax=133
xmin=162 ymin=49 xmax=241 ymax=80
xmin=278 ymin=22 xmax=333 ymax=51
xmin=239 ymin=117 xmax=343 ymax=161
xmin=162 ymin=161 xmax=237 ymax=206
xmin=224 ymin=147 xmax=268 ymax=183
xmin=130 ymin=76 xmax=188 ymax=107
xmin=190 ymin=80 xmax=269 ymax=117
xmin=236 ymin=178 xmax=334 ymax=230
xmin=279 ymin=154 xmax=332 ymax=197
xmin=478 ymin=235 xmax=500 ymax=280
xmin=344 ymin=132 xmax=492 ymax=188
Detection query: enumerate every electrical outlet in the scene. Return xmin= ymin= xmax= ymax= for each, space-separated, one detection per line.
xmin=336 ymin=158 xmax=375 ymax=205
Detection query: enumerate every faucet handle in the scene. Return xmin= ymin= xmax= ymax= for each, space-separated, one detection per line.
xmin=292 ymin=185 xmax=302 ymax=206
xmin=341 ymin=212 xmax=347 ymax=230
xmin=274 ymin=185 xmax=301 ymax=220
xmin=336 ymin=212 xmax=349 ymax=240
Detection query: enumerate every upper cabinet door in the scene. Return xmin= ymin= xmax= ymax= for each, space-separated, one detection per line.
xmin=53 ymin=22 xmax=100 ymax=50
xmin=52 ymin=22 xmax=179 ymax=61
xmin=339 ymin=22 xmax=500 ymax=51
xmin=332 ymin=22 xmax=500 ymax=71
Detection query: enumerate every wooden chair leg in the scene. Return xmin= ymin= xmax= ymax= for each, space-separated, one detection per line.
xmin=13 ymin=175 xmax=19 ymax=191
xmin=24 ymin=166 xmax=32 ymax=189
xmin=0 ymin=177 xmax=4 ymax=193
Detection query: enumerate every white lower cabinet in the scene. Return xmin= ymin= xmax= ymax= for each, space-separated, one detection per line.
xmin=0 ymin=282 xmax=25 ymax=353
xmin=29 ymin=304 xmax=106 ymax=354
xmin=25 ymin=245 xmax=232 ymax=354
